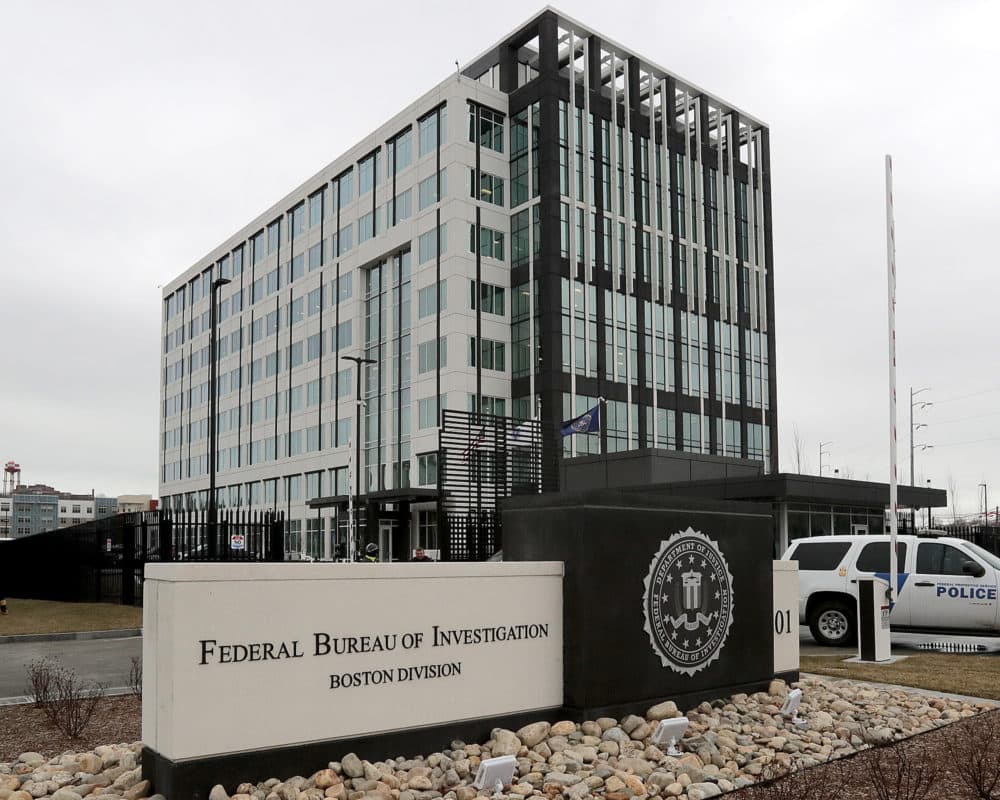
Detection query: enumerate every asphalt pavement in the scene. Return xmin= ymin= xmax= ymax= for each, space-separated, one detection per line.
xmin=0 ymin=626 xmax=995 ymax=703
xmin=0 ymin=635 xmax=141 ymax=703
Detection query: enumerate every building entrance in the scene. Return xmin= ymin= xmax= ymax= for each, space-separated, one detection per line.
xmin=378 ymin=520 xmax=398 ymax=562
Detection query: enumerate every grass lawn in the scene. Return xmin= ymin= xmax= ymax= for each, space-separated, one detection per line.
xmin=0 ymin=598 xmax=142 ymax=636
xmin=802 ymin=652 xmax=1000 ymax=700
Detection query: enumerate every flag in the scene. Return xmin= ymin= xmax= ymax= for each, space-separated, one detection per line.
xmin=561 ymin=403 xmax=601 ymax=437
xmin=462 ymin=425 xmax=487 ymax=461
xmin=508 ymin=419 xmax=536 ymax=448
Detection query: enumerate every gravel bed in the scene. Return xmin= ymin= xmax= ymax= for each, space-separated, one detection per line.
xmin=1 ymin=677 xmax=996 ymax=800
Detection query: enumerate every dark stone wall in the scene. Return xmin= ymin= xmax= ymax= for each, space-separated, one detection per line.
xmin=503 ymin=490 xmax=776 ymax=716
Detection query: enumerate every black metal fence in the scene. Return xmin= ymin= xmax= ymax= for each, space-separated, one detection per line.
xmin=2 ymin=509 xmax=285 ymax=607
xmin=938 ymin=524 xmax=1000 ymax=556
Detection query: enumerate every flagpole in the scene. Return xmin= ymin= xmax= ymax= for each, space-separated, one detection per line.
xmin=535 ymin=395 xmax=542 ymax=493
xmin=347 ymin=440 xmax=355 ymax=563
xmin=599 ymin=396 xmax=608 ymax=488
xmin=886 ymin=154 xmax=898 ymax=625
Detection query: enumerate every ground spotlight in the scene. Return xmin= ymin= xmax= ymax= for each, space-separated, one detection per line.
xmin=652 ymin=716 xmax=689 ymax=756
xmin=781 ymin=688 xmax=806 ymax=726
xmin=473 ymin=755 xmax=517 ymax=793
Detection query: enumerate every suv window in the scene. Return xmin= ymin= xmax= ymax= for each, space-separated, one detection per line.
xmin=917 ymin=542 xmax=978 ymax=576
xmin=856 ymin=541 xmax=908 ymax=573
xmin=789 ymin=541 xmax=852 ymax=570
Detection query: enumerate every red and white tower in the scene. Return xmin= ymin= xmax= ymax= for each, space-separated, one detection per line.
xmin=2 ymin=461 xmax=21 ymax=495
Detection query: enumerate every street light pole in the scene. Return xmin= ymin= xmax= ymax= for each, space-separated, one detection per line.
xmin=980 ymin=483 xmax=988 ymax=527
xmin=926 ymin=478 xmax=932 ymax=529
xmin=342 ymin=354 xmax=376 ymax=562
xmin=819 ymin=441 xmax=832 ymax=477
xmin=208 ymin=277 xmax=231 ymax=559
xmin=909 ymin=386 xmax=931 ymax=486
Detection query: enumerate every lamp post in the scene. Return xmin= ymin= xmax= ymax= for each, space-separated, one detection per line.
xmin=819 ymin=441 xmax=833 ymax=477
xmin=207 ymin=277 xmax=231 ymax=559
xmin=342 ymin=353 xmax=376 ymax=562
xmin=909 ymin=387 xmax=932 ymax=486
xmin=926 ymin=478 xmax=932 ymax=529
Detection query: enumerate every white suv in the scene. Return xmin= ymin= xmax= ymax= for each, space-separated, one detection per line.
xmin=781 ymin=534 xmax=1000 ymax=646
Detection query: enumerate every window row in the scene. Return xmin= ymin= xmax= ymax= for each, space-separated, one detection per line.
xmin=163 ymin=105 xmax=448 ymax=324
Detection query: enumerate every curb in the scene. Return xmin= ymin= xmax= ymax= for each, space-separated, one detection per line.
xmin=0 ymin=629 xmax=142 ymax=645
xmin=0 ymin=686 xmax=133 ymax=707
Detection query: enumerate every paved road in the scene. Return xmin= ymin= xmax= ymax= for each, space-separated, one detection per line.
xmin=0 ymin=636 xmax=142 ymax=701
xmin=0 ymin=625 xmax=993 ymax=700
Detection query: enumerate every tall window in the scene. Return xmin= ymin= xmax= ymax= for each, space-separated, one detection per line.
xmin=469 ymin=105 xmax=504 ymax=153
xmin=418 ymin=105 xmax=446 ymax=158
xmin=418 ymin=224 xmax=447 ymax=264
xmin=469 ymin=337 xmax=506 ymax=371
xmin=470 ymin=225 xmax=504 ymax=261
xmin=333 ymin=169 xmax=354 ymax=209
xmin=359 ymin=150 xmax=380 ymax=195
xmin=417 ymin=337 xmax=447 ymax=373
xmin=417 ymin=453 xmax=438 ymax=486
xmin=267 ymin=220 xmax=280 ymax=253
xmin=470 ymin=281 xmax=505 ymax=316
xmin=309 ymin=189 xmax=325 ymax=228
xmin=418 ymin=170 xmax=446 ymax=209
xmin=417 ymin=280 xmax=446 ymax=318
xmin=290 ymin=203 xmax=305 ymax=238
xmin=471 ymin=170 xmax=504 ymax=206
xmin=388 ymin=128 xmax=413 ymax=174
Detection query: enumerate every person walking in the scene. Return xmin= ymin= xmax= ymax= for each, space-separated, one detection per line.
xmin=357 ymin=542 xmax=379 ymax=563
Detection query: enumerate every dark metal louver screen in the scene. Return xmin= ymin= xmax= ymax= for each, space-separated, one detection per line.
xmin=437 ymin=409 xmax=559 ymax=560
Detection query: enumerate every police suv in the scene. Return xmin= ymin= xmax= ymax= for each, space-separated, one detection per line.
xmin=781 ymin=533 xmax=1000 ymax=646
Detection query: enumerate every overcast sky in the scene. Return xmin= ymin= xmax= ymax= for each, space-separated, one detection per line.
xmin=1 ymin=0 xmax=996 ymax=518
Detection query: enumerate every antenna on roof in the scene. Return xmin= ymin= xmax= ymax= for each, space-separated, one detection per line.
xmin=455 ymin=60 xmax=460 ymax=76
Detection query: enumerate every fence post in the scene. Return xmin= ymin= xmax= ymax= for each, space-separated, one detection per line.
xmin=122 ymin=516 xmax=136 ymax=606
xmin=161 ymin=515 xmax=173 ymax=561
xmin=268 ymin=513 xmax=284 ymax=562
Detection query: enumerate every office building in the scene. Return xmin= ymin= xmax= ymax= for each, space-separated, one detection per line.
xmin=117 ymin=494 xmax=155 ymax=513
xmin=6 ymin=483 xmax=142 ymax=538
xmin=158 ymin=8 xmax=776 ymax=558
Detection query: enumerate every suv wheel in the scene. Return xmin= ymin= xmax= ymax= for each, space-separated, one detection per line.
xmin=809 ymin=599 xmax=856 ymax=646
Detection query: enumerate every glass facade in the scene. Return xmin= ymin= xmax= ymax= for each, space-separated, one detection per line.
xmin=159 ymin=16 xmax=776 ymax=556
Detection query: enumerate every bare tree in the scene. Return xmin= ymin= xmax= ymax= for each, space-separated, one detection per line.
xmin=862 ymin=738 xmax=938 ymax=800
xmin=791 ymin=425 xmax=807 ymax=474
xmin=129 ymin=656 xmax=142 ymax=701
xmin=741 ymin=760 xmax=849 ymax=800
xmin=24 ymin=657 xmax=105 ymax=738
xmin=948 ymin=711 xmax=1000 ymax=799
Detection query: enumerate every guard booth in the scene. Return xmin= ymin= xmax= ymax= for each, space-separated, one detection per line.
xmin=306 ymin=488 xmax=439 ymax=562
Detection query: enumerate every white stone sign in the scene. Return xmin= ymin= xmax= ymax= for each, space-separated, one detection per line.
xmin=142 ymin=562 xmax=564 ymax=761
xmin=772 ymin=560 xmax=800 ymax=673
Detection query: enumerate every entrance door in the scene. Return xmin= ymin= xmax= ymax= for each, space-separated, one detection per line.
xmin=378 ymin=520 xmax=398 ymax=562
xmin=851 ymin=524 xmax=869 ymax=536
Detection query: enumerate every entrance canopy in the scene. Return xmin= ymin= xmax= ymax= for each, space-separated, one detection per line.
xmin=306 ymin=487 xmax=440 ymax=510
xmin=657 ymin=473 xmax=947 ymax=509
